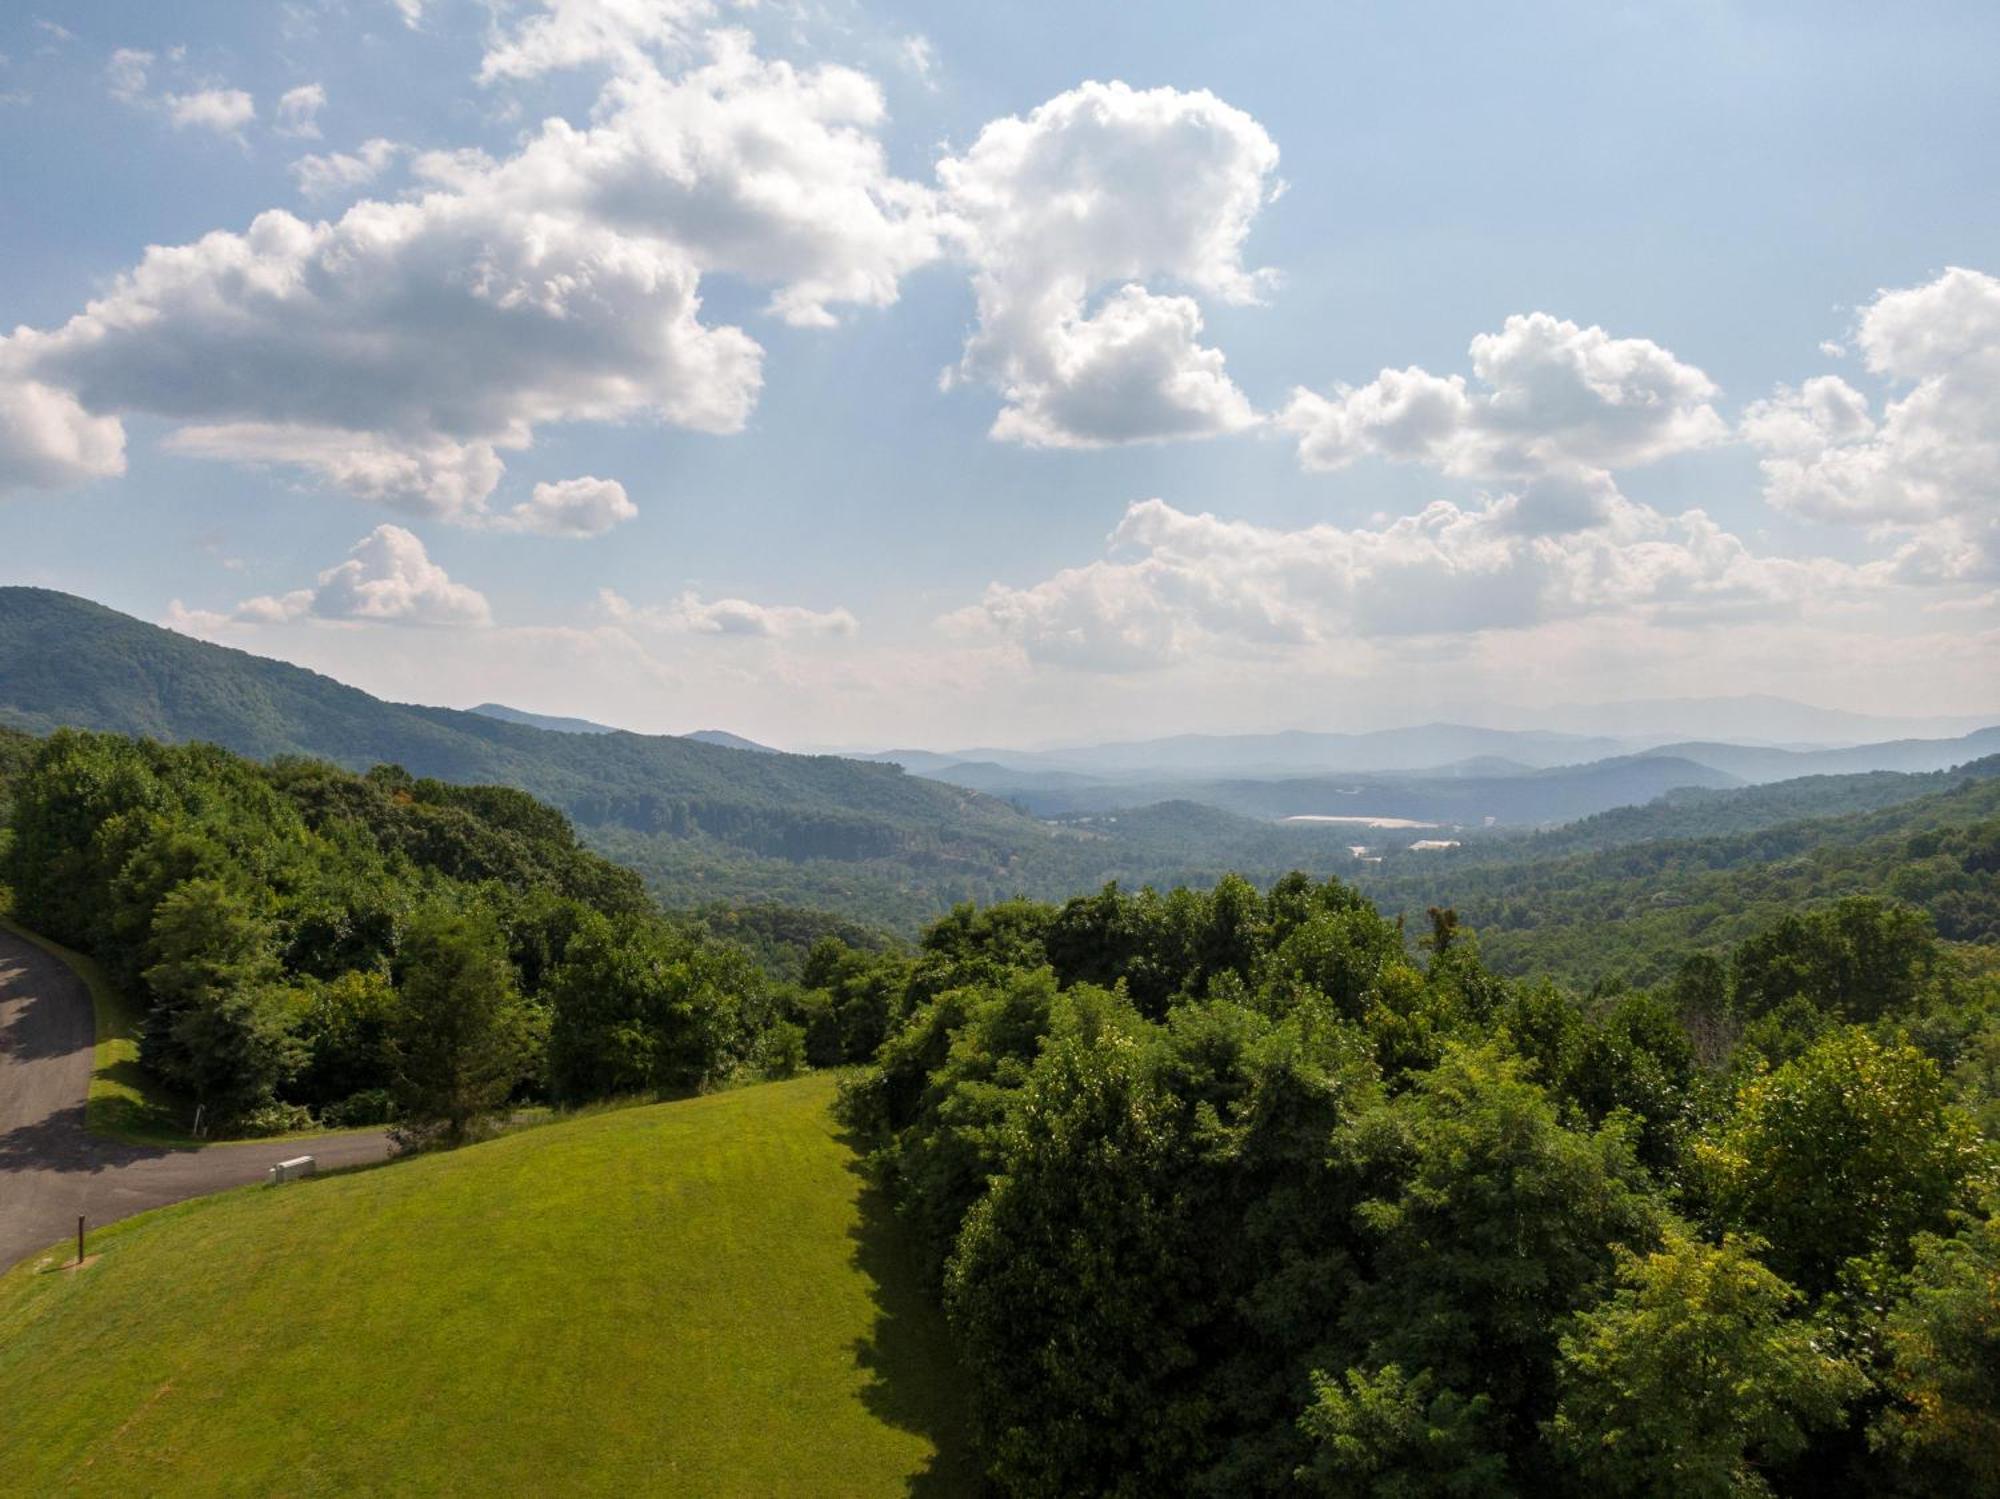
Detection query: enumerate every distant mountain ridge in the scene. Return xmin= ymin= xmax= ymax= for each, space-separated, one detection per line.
xmin=0 ymin=587 xmax=1047 ymax=871
xmin=471 ymin=702 xmax=620 ymax=735
xmin=685 ymin=729 xmax=777 ymax=754
xmin=856 ymin=723 xmax=1638 ymax=779
xmin=7 ymin=585 xmax=1994 ymax=931
xmin=1640 ymin=732 xmax=2000 ymax=784
xmin=471 ymin=704 xmax=778 ymax=755
xmin=858 ymin=705 xmax=2000 ymax=784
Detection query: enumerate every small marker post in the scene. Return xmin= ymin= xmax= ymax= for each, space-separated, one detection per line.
xmin=76 ymin=1215 xmax=85 ymax=1266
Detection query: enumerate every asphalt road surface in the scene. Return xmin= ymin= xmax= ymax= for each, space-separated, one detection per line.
xmin=0 ymin=928 xmax=391 ymax=1272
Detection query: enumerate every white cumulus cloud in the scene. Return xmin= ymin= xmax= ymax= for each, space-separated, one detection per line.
xmin=289 ymin=138 xmax=402 ymax=200
xmin=172 ymin=524 xmax=492 ymax=629
xmin=952 ymin=496 xmax=1867 ymax=673
xmin=0 ymin=371 xmax=127 ymax=492
xmin=1280 ymin=312 xmax=1726 ymax=531
xmin=165 ymin=87 xmax=256 ymax=135
xmin=1745 ymin=266 xmax=2000 ymax=580
xmin=13 ymin=189 xmax=760 ymax=519
xmin=497 ymin=475 xmax=637 ymax=536
xmin=467 ymin=30 xmax=942 ymax=327
xmin=480 ymin=0 xmax=713 ymax=83
xmin=5 ymin=27 xmax=974 ymax=518
xmin=938 ymin=80 xmax=1280 ymax=446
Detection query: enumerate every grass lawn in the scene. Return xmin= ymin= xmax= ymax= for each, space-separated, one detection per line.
xmin=0 ymin=915 xmax=194 ymax=1144
xmin=0 ymin=1073 xmax=977 ymax=1497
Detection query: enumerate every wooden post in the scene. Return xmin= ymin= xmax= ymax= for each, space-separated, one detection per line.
xmin=76 ymin=1215 xmax=84 ymax=1266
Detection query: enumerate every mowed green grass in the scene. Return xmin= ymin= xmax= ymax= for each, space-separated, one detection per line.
xmin=0 ymin=1074 xmax=975 ymax=1497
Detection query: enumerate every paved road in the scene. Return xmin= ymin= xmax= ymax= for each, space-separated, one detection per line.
xmin=0 ymin=928 xmax=391 ymax=1272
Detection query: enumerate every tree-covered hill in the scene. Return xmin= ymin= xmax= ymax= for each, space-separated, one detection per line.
xmin=0 ymin=589 xmax=1529 ymax=925
xmin=1355 ymin=766 xmax=2000 ymax=988
xmin=0 ymin=587 xmax=1072 ymax=894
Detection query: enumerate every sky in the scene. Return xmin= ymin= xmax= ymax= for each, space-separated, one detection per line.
xmin=2 ymin=0 xmax=1996 ymax=749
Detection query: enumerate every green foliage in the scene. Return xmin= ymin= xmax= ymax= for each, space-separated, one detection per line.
xmin=837 ymin=863 xmax=1999 ymax=1494
xmin=1873 ymin=1205 xmax=2000 ymax=1489
xmin=944 ymin=990 xmax=1212 ymax=1496
xmin=139 ymin=878 xmax=302 ymax=1121
xmin=292 ymin=969 xmax=398 ymax=1111
xmin=1339 ymin=1045 xmax=1665 ymax=1480
xmin=1356 ymin=771 xmax=2000 ymax=989
xmin=387 ymin=905 xmax=536 ymax=1146
xmin=1296 ymin=1364 xmax=1506 ymax=1498
xmin=1732 ymin=897 xmax=1942 ymax=1021
xmin=1550 ymin=1229 xmax=1865 ymax=1497
xmin=1 ymin=727 xmax=796 ymax=1138
xmin=1700 ymin=1028 xmax=1990 ymax=1297
xmin=543 ymin=913 xmax=749 ymax=1099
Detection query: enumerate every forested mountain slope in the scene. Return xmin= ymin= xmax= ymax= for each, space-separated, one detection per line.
xmin=1355 ymin=767 xmax=2000 ymax=987
xmin=0 ymin=588 xmax=1061 ymax=885
xmin=0 ymin=590 xmax=1391 ymax=924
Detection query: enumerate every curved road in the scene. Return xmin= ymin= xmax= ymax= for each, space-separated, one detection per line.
xmin=0 ymin=929 xmax=392 ymax=1272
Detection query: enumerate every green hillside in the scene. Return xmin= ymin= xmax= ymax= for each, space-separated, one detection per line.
xmin=0 ymin=1074 xmax=973 ymax=1497
xmin=0 ymin=587 xmax=1073 ymax=919
xmin=0 ymin=587 xmax=1033 ymax=858
xmin=0 ymin=590 xmax=1391 ymax=925
xmin=1355 ymin=768 xmax=2000 ymax=987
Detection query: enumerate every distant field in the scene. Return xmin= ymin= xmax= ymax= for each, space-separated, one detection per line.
xmin=0 ymin=1074 xmax=974 ymax=1497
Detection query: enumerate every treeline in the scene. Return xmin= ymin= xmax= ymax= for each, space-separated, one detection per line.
xmin=1356 ymin=768 xmax=2000 ymax=989
xmin=0 ymin=731 xmax=889 ymax=1140
xmin=833 ymin=875 xmax=2000 ymax=1495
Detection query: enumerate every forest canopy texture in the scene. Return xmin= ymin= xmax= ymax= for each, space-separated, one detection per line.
xmin=833 ymin=877 xmax=2000 ymax=1496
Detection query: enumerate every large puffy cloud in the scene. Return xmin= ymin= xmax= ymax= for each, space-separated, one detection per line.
xmin=4 ymin=26 xmax=958 ymax=518
xmin=953 ymin=496 xmax=1863 ymax=672
xmin=497 ymin=475 xmax=637 ymax=536
xmin=601 ymin=586 xmax=858 ymax=638
xmin=467 ymin=29 xmax=942 ymax=327
xmin=7 ymin=190 xmax=760 ymax=519
xmin=1745 ymin=267 xmax=2000 ymax=580
xmin=938 ymin=80 xmax=1280 ymax=446
xmin=1280 ymin=312 xmax=1726 ymax=531
xmin=171 ymin=524 xmax=492 ymax=629
xmin=15 ymin=34 xmax=1291 ymax=514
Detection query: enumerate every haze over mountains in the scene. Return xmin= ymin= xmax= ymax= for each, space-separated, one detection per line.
xmin=855 ymin=723 xmax=2000 ymax=817
xmin=4 ymin=585 xmax=1997 ymax=928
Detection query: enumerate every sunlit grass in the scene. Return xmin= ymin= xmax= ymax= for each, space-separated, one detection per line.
xmin=0 ymin=1073 xmax=974 ymax=1497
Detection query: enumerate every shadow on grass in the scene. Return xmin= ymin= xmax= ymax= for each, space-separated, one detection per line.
xmin=90 ymin=1058 xmax=197 ymax=1144
xmin=840 ymin=1134 xmax=985 ymax=1497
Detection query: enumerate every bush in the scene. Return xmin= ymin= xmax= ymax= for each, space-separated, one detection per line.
xmin=229 ymin=1101 xmax=317 ymax=1138
xmin=757 ymin=1021 xmax=809 ymax=1079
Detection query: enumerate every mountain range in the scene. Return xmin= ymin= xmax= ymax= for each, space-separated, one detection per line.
xmin=4 ymin=585 xmax=1996 ymax=929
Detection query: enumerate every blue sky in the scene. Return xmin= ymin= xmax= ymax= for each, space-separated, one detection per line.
xmin=3 ymin=1 xmax=1996 ymax=746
